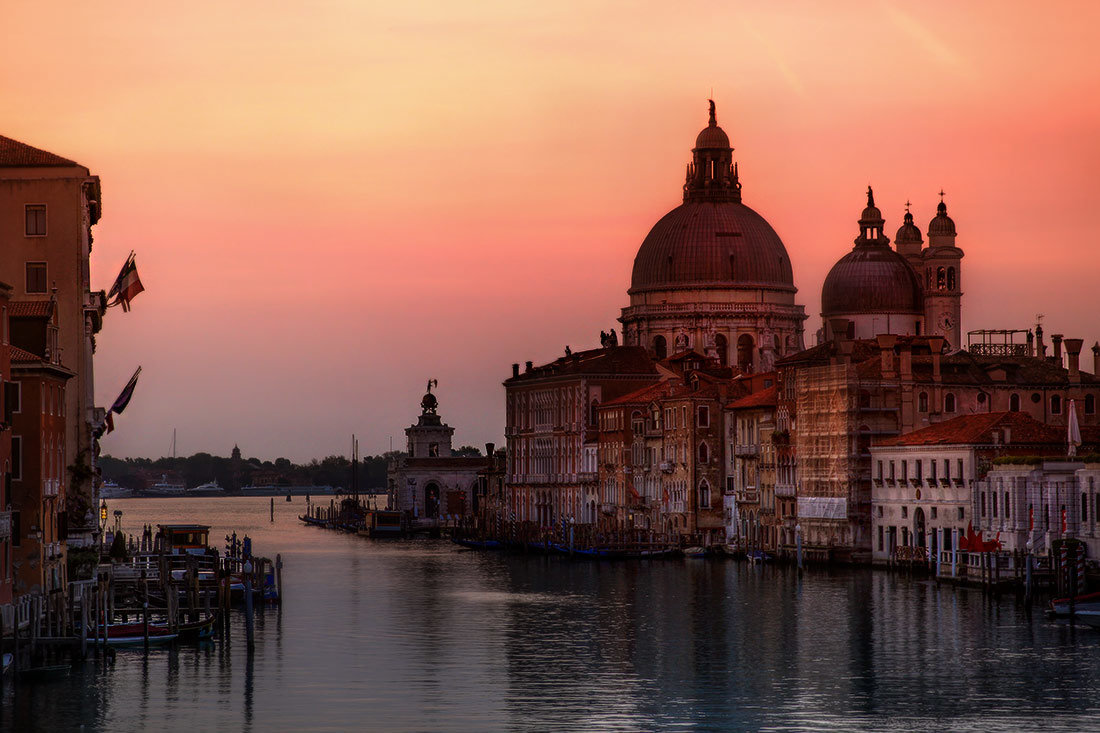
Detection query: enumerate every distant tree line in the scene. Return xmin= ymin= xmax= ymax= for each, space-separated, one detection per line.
xmin=98 ymin=445 xmax=484 ymax=492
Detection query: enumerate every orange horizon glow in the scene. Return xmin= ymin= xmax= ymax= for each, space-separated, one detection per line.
xmin=3 ymin=1 xmax=1098 ymax=461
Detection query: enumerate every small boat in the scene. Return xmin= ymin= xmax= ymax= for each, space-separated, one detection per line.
xmin=684 ymin=546 xmax=707 ymax=558
xmin=19 ymin=664 xmax=70 ymax=681
xmin=1049 ymin=590 xmax=1100 ymax=617
xmin=99 ymin=480 xmax=131 ymax=499
xmin=299 ymin=514 xmax=328 ymax=527
xmin=452 ymin=538 xmax=503 ymax=550
xmin=360 ymin=510 xmax=404 ymax=538
xmin=104 ymin=621 xmax=178 ymax=646
xmin=178 ymin=615 xmax=218 ymax=641
xmin=747 ymin=549 xmax=772 ymax=562
xmin=1075 ymin=610 xmax=1100 ymax=629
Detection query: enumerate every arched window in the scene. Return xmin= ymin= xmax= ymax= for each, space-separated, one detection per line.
xmin=737 ymin=334 xmax=754 ymax=372
xmin=1051 ymin=394 xmax=1062 ymax=415
xmin=947 ymin=267 xmax=957 ymax=290
xmin=698 ymin=441 xmax=709 ymax=464
xmin=944 ymin=393 xmax=956 ymax=413
xmin=1010 ymin=394 xmax=1021 ymax=412
xmin=918 ymin=392 xmax=928 ymax=412
xmin=937 ymin=267 xmax=946 ymax=290
xmin=653 ymin=335 xmax=667 ymax=360
xmin=859 ymin=390 xmax=872 ymax=409
xmin=589 ymin=399 xmax=599 ymax=426
xmin=714 ymin=334 xmax=728 ymax=366
xmin=698 ymin=480 xmax=710 ymax=509
xmin=1087 ymin=394 xmax=1097 ymax=415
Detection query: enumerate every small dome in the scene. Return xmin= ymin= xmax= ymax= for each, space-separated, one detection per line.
xmin=421 ymin=392 xmax=438 ymax=413
xmin=928 ymin=199 xmax=956 ymax=238
xmin=821 ymin=247 xmax=923 ymax=316
xmin=695 ymin=99 xmax=730 ymax=149
xmin=895 ymin=210 xmax=923 ymax=245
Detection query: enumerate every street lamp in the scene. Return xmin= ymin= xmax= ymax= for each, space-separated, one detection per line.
xmin=100 ymin=499 xmax=108 ymax=529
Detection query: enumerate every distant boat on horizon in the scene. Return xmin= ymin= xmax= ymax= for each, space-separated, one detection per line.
xmin=100 ymin=480 xmax=131 ymax=499
xmin=146 ymin=475 xmax=186 ymax=497
xmin=187 ymin=480 xmax=224 ymax=495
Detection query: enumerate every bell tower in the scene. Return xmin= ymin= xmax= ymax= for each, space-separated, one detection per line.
xmin=922 ymin=192 xmax=964 ymax=348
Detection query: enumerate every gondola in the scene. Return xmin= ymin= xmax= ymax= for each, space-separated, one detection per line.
xmin=452 ymin=537 xmax=503 ymax=550
xmin=178 ymin=614 xmax=218 ymax=640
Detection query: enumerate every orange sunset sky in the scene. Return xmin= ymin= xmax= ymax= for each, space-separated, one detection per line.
xmin=3 ymin=1 xmax=1098 ymax=462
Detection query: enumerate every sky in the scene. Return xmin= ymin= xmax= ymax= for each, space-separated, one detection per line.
xmin=2 ymin=1 xmax=1098 ymax=462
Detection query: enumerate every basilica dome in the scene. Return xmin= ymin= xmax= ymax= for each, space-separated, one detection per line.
xmin=629 ymin=101 xmax=795 ymax=296
xmin=629 ymin=202 xmax=795 ymax=294
xmin=822 ymin=187 xmax=923 ymax=317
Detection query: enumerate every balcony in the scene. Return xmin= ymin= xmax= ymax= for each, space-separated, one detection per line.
xmin=0 ymin=511 xmax=9 ymax=540
xmin=659 ymin=461 xmax=674 ymax=473
xmin=44 ymin=479 xmax=59 ymax=497
xmin=736 ymin=489 xmax=760 ymax=504
xmin=577 ymin=471 xmax=597 ymax=483
xmin=735 ymin=443 xmax=759 ymax=457
xmin=775 ymin=484 xmax=795 ymax=498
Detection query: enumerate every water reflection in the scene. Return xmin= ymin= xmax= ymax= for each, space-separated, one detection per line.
xmin=2 ymin=498 xmax=1098 ymax=731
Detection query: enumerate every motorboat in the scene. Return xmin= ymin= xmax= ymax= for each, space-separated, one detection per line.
xmin=99 ymin=480 xmax=131 ymax=499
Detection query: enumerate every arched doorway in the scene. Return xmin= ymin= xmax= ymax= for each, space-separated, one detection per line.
xmin=737 ymin=334 xmax=754 ymax=372
xmin=714 ymin=334 xmax=728 ymax=366
xmin=424 ymin=482 xmax=440 ymax=519
xmin=653 ymin=335 xmax=667 ymax=360
xmin=914 ymin=507 xmax=926 ymax=548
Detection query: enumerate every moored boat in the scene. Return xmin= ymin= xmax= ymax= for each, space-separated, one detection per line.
xmin=1075 ymin=610 xmax=1100 ymax=629
xmin=1049 ymin=590 xmax=1100 ymax=617
xmin=104 ymin=621 xmax=178 ymax=646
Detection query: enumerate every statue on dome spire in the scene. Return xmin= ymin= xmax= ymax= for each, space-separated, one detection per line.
xmin=708 ymin=99 xmax=716 ymax=125
xmin=867 ymin=185 xmax=875 ymax=208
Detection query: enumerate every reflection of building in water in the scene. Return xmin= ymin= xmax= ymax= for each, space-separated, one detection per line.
xmin=388 ymin=382 xmax=493 ymax=519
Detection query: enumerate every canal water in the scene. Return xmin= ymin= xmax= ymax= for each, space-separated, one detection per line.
xmin=3 ymin=496 xmax=1099 ymax=731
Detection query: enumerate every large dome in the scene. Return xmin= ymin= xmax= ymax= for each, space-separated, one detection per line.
xmin=630 ymin=201 xmax=795 ymax=294
xmin=821 ymin=245 xmax=923 ymax=315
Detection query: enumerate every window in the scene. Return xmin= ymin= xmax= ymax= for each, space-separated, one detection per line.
xmin=877 ymin=460 xmax=883 ymax=479
xmin=901 ymin=506 xmax=908 ymax=519
xmin=889 ymin=461 xmax=896 ymax=480
xmin=931 ymin=507 xmax=938 ymax=519
xmin=1010 ymin=394 xmax=1020 ymax=412
xmin=697 ymin=406 xmax=710 ymax=428
xmin=957 ymin=459 xmax=964 ymax=482
xmin=1051 ymin=395 xmax=1062 ymax=415
xmin=653 ymin=335 xmax=667 ymax=360
xmin=1083 ymin=493 xmax=1089 ymax=523
xmin=918 ymin=392 xmax=928 ymax=412
xmin=1004 ymin=493 xmax=1010 ymax=520
xmin=944 ymin=393 xmax=956 ymax=413
xmin=11 ymin=436 xmax=21 ymax=481
xmin=878 ymin=525 xmax=884 ymax=552
xmin=992 ymin=491 xmax=998 ymax=517
xmin=699 ymin=481 xmax=710 ymax=508
xmin=980 ymin=492 xmax=986 ymax=517
xmin=25 ymin=262 xmax=47 ymax=294
xmin=1087 ymin=395 xmax=1097 ymax=415
xmin=915 ymin=460 xmax=923 ymax=482
xmin=947 ymin=267 xmax=957 ymax=290
xmin=901 ymin=460 xmax=908 ymax=481
xmin=958 ymin=507 xmax=964 ymax=521
xmin=698 ymin=442 xmax=709 ymax=464
xmin=25 ymin=204 xmax=46 ymax=236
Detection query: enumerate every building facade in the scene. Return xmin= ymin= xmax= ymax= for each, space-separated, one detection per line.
xmin=0 ymin=136 xmax=106 ymax=547
xmin=388 ymin=385 xmax=490 ymax=520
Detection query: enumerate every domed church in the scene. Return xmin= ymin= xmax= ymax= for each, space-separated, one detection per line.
xmin=620 ymin=102 xmax=807 ymax=372
xmin=821 ymin=188 xmax=964 ymax=347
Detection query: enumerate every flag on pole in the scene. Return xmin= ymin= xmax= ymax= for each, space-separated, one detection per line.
xmin=107 ymin=252 xmax=145 ymax=312
xmin=110 ymin=367 xmax=142 ymax=414
xmin=105 ymin=412 xmax=115 ymax=434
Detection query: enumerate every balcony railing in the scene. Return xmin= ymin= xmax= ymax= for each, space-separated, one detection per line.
xmin=659 ymin=461 xmax=674 ymax=472
xmin=735 ymin=444 xmax=759 ymax=457
xmin=0 ymin=511 xmax=10 ymax=540
xmin=775 ymin=484 xmax=796 ymax=498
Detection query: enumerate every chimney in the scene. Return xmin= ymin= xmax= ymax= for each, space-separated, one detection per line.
xmin=1093 ymin=342 xmax=1100 ymax=377
xmin=1065 ymin=338 xmax=1083 ymax=383
xmin=877 ymin=334 xmax=898 ymax=378
xmin=485 ymin=442 xmax=494 ymax=457
xmin=837 ymin=339 xmax=854 ymax=364
xmin=525 ymin=360 xmax=533 ymax=373
xmin=511 ymin=363 xmax=519 ymax=378
xmin=1052 ymin=334 xmax=1064 ymax=365
xmin=899 ymin=343 xmax=913 ymax=381
xmin=928 ymin=336 xmax=945 ymax=383
xmin=829 ymin=318 xmax=851 ymax=344
xmin=1027 ymin=330 xmax=1035 ymax=357
xmin=1037 ymin=325 xmax=1046 ymax=358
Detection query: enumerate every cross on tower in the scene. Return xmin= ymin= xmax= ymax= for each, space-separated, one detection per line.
xmin=905 ymin=199 xmax=911 ymax=213
xmin=938 ymin=189 xmax=946 ymax=202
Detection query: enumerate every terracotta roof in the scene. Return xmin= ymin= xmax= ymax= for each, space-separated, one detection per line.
xmin=602 ymin=380 xmax=676 ymax=407
xmin=726 ymin=384 xmax=777 ymax=410
xmin=506 ymin=346 xmax=657 ymax=383
xmin=874 ymin=411 xmax=1094 ymax=447
xmin=9 ymin=346 xmax=41 ymax=363
xmin=8 ymin=300 xmax=53 ymax=318
xmin=0 ymin=135 xmax=79 ymax=167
